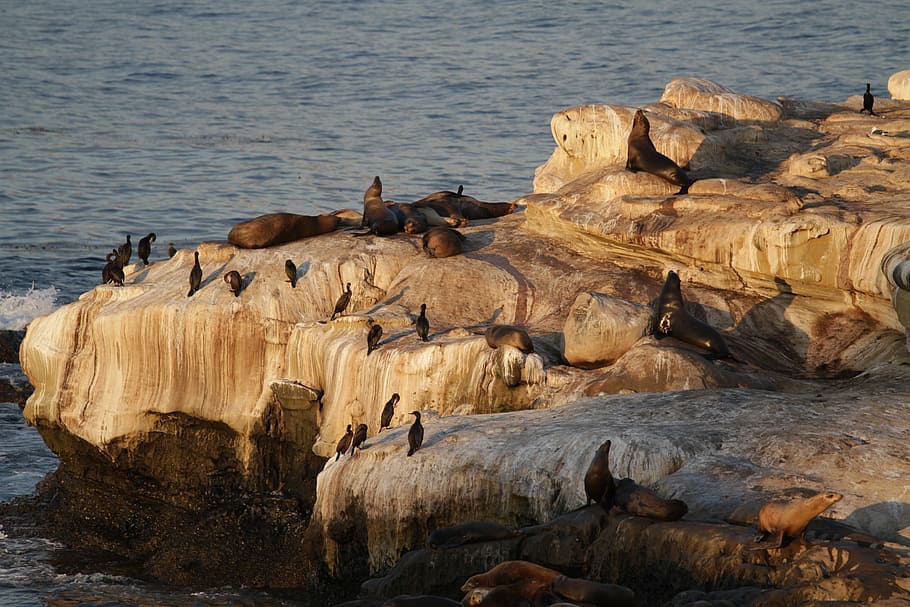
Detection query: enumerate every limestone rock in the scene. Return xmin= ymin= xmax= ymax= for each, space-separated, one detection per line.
xmin=659 ymin=77 xmax=783 ymax=122
xmin=889 ymin=69 xmax=910 ymax=100
xmin=561 ymin=292 xmax=651 ymax=368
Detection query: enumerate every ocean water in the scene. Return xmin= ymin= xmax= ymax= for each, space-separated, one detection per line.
xmin=0 ymin=0 xmax=907 ymax=604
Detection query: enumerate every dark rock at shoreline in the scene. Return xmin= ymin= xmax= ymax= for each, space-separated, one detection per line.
xmin=0 ymin=330 xmax=24 ymax=363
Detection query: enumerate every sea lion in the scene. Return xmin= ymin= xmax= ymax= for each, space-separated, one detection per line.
xmin=167 ymin=242 xmax=177 ymax=258
xmin=484 ymin=325 xmax=534 ymax=354
xmin=399 ymin=202 xmax=429 ymax=234
xmin=285 ymin=259 xmax=298 ymax=288
xmin=407 ymin=411 xmax=423 ymax=456
xmin=422 ymin=226 xmax=465 ymax=258
xmin=349 ymin=423 xmax=368 ymax=455
xmin=584 ymin=440 xmax=616 ymax=509
xmin=223 ymin=270 xmax=242 ymax=297
xmin=614 ymin=478 xmax=688 ymax=521
xmin=380 ymin=595 xmax=461 ymax=607
xmin=461 ymin=561 xmax=562 ymax=592
xmin=227 ymin=212 xmax=339 ymax=249
xmin=416 ymin=303 xmax=429 ymax=342
xmin=366 ymin=321 xmax=383 ymax=355
xmin=117 ymin=234 xmax=132 ymax=266
xmin=861 ymin=82 xmax=877 ymax=116
xmin=331 ymin=282 xmax=352 ymax=320
xmin=335 ymin=424 xmax=353 ymax=461
xmin=137 ymin=232 xmax=156 ymax=265
xmin=427 ymin=521 xmax=522 ymax=549
xmin=552 ymin=576 xmax=637 ymax=607
xmin=379 ymin=393 xmax=399 ymax=432
xmin=756 ymin=491 xmax=843 ymax=548
xmin=626 ymin=109 xmax=694 ymax=195
xmin=652 ymin=270 xmax=729 ymax=359
xmin=358 ymin=176 xmax=399 ymax=236
xmin=462 ymin=581 xmax=550 ymax=607
xmin=187 ymin=251 xmax=202 ymax=297
xmin=413 ymin=188 xmax=515 ymax=223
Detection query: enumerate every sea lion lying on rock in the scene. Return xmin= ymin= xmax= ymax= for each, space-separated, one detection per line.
xmin=461 ymin=560 xmax=562 ymax=592
xmin=413 ymin=186 xmax=514 ymax=226
xmin=427 ymin=521 xmax=522 ymax=549
xmin=484 ymin=325 xmax=534 ymax=354
xmin=422 ymin=226 xmax=465 ymax=258
xmin=626 ymin=108 xmax=695 ymax=194
xmin=552 ymin=575 xmax=638 ymax=607
xmin=615 ymin=478 xmax=688 ymax=521
xmin=228 ymin=212 xmax=340 ymax=248
xmin=386 ymin=201 xmax=430 ymax=234
xmin=756 ymin=491 xmax=843 ymax=548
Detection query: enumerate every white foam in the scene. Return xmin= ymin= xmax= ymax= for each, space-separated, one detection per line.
xmin=0 ymin=286 xmax=59 ymax=331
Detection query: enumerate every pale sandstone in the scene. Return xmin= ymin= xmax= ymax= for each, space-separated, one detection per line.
xmin=659 ymin=77 xmax=783 ymax=122
xmin=889 ymin=69 xmax=910 ymax=101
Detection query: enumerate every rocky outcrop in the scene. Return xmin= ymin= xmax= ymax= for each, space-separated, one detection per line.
xmin=890 ymin=70 xmax=910 ymax=101
xmin=14 ymin=78 xmax=910 ymax=603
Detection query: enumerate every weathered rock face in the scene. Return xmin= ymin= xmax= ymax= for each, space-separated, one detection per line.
xmin=890 ymin=69 xmax=910 ymax=101
xmin=15 ymin=79 xmax=910 ymax=602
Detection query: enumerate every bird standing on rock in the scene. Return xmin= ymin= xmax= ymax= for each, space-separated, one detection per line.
xmin=187 ymin=251 xmax=202 ymax=297
xmin=861 ymin=82 xmax=878 ymax=116
xmin=117 ymin=234 xmax=132 ymax=267
xmin=335 ymin=424 xmax=353 ymax=461
xmin=379 ymin=393 xmax=400 ymax=432
xmin=167 ymin=242 xmax=177 ymax=258
xmin=223 ymin=270 xmax=242 ymax=297
xmin=416 ymin=303 xmax=429 ymax=342
xmin=331 ymin=282 xmax=352 ymax=320
xmin=137 ymin=232 xmax=156 ymax=265
xmin=285 ymin=259 xmax=297 ymax=288
xmin=407 ymin=411 xmax=423 ymax=456
xmin=350 ymin=423 xmax=368 ymax=455
xmin=366 ymin=321 xmax=383 ymax=355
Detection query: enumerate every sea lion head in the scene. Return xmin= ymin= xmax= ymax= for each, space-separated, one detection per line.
xmin=632 ymin=109 xmax=650 ymax=136
xmin=365 ymin=175 xmax=382 ymax=202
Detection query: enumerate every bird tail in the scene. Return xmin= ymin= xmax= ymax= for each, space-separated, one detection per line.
xmin=187 ymin=288 xmax=195 ymax=297
xmin=407 ymin=448 xmax=414 ymax=456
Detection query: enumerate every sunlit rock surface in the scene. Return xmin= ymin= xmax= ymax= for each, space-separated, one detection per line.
xmin=890 ymin=69 xmax=910 ymax=101
xmin=16 ymin=79 xmax=910 ymax=602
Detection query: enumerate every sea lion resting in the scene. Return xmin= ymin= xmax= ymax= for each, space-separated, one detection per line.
xmin=385 ymin=201 xmax=430 ymax=234
xmin=422 ymin=226 xmax=465 ymax=258
xmin=228 ymin=212 xmax=340 ymax=249
xmin=756 ymin=491 xmax=843 ymax=548
xmin=652 ymin=270 xmax=729 ymax=359
xmin=413 ymin=187 xmax=515 ymax=226
xmin=552 ymin=575 xmax=638 ymax=607
xmin=427 ymin=521 xmax=522 ymax=549
xmin=626 ymin=108 xmax=695 ymax=194
xmin=484 ymin=324 xmax=534 ymax=354
xmin=614 ymin=477 xmax=688 ymax=521
xmin=461 ymin=560 xmax=562 ymax=592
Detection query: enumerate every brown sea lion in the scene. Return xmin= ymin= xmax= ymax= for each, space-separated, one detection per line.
xmin=223 ymin=270 xmax=242 ymax=297
xmin=381 ymin=595 xmax=461 ymax=607
xmin=386 ymin=201 xmax=430 ymax=234
xmin=584 ymin=440 xmax=616 ymax=509
xmin=461 ymin=581 xmax=550 ymax=607
xmin=552 ymin=576 xmax=637 ymax=607
xmin=756 ymin=491 xmax=843 ymax=548
xmin=358 ymin=176 xmax=399 ymax=236
xmin=427 ymin=521 xmax=522 ymax=549
xmin=626 ymin=109 xmax=694 ymax=195
xmin=422 ymin=226 xmax=465 ymax=258
xmin=614 ymin=478 xmax=687 ymax=521
xmin=413 ymin=188 xmax=515 ymax=223
xmin=461 ymin=561 xmax=562 ymax=592
xmin=484 ymin=325 xmax=534 ymax=354
xmin=228 ymin=212 xmax=339 ymax=249
xmin=652 ymin=270 xmax=729 ymax=359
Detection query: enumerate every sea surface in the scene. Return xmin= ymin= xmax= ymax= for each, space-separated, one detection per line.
xmin=1 ymin=0 xmax=907 ymax=604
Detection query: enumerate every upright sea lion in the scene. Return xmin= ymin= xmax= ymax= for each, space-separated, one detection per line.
xmin=427 ymin=521 xmax=522 ymax=549
xmin=584 ymin=439 xmax=616 ymax=509
xmin=861 ymin=83 xmax=877 ymax=116
xmin=349 ymin=423 xmax=368 ymax=455
xmin=416 ymin=303 xmax=429 ymax=342
xmin=552 ymin=576 xmax=637 ymax=607
xmin=461 ymin=560 xmax=562 ymax=592
xmin=331 ymin=282 xmax=352 ymax=320
xmin=137 ymin=232 xmax=156 ymax=265
xmin=379 ymin=393 xmax=399 ymax=432
xmin=117 ymin=234 xmax=132 ymax=266
xmin=187 ymin=251 xmax=202 ymax=297
xmin=614 ymin=477 xmax=688 ymax=521
xmin=756 ymin=491 xmax=843 ymax=548
xmin=407 ymin=411 xmax=423 ymax=456
xmin=358 ymin=176 xmax=399 ymax=236
xmin=652 ymin=270 xmax=729 ymax=359
xmin=285 ymin=259 xmax=298 ymax=288
xmin=335 ymin=424 xmax=353 ymax=461
xmin=228 ymin=212 xmax=339 ymax=249
xmin=223 ymin=270 xmax=242 ymax=297
xmin=422 ymin=226 xmax=465 ymax=258
xmin=366 ymin=321 xmax=383 ymax=355
xmin=626 ymin=109 xmax=694 ymax=195
xmin=484 ymin=325 xmax=534 ymax=354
